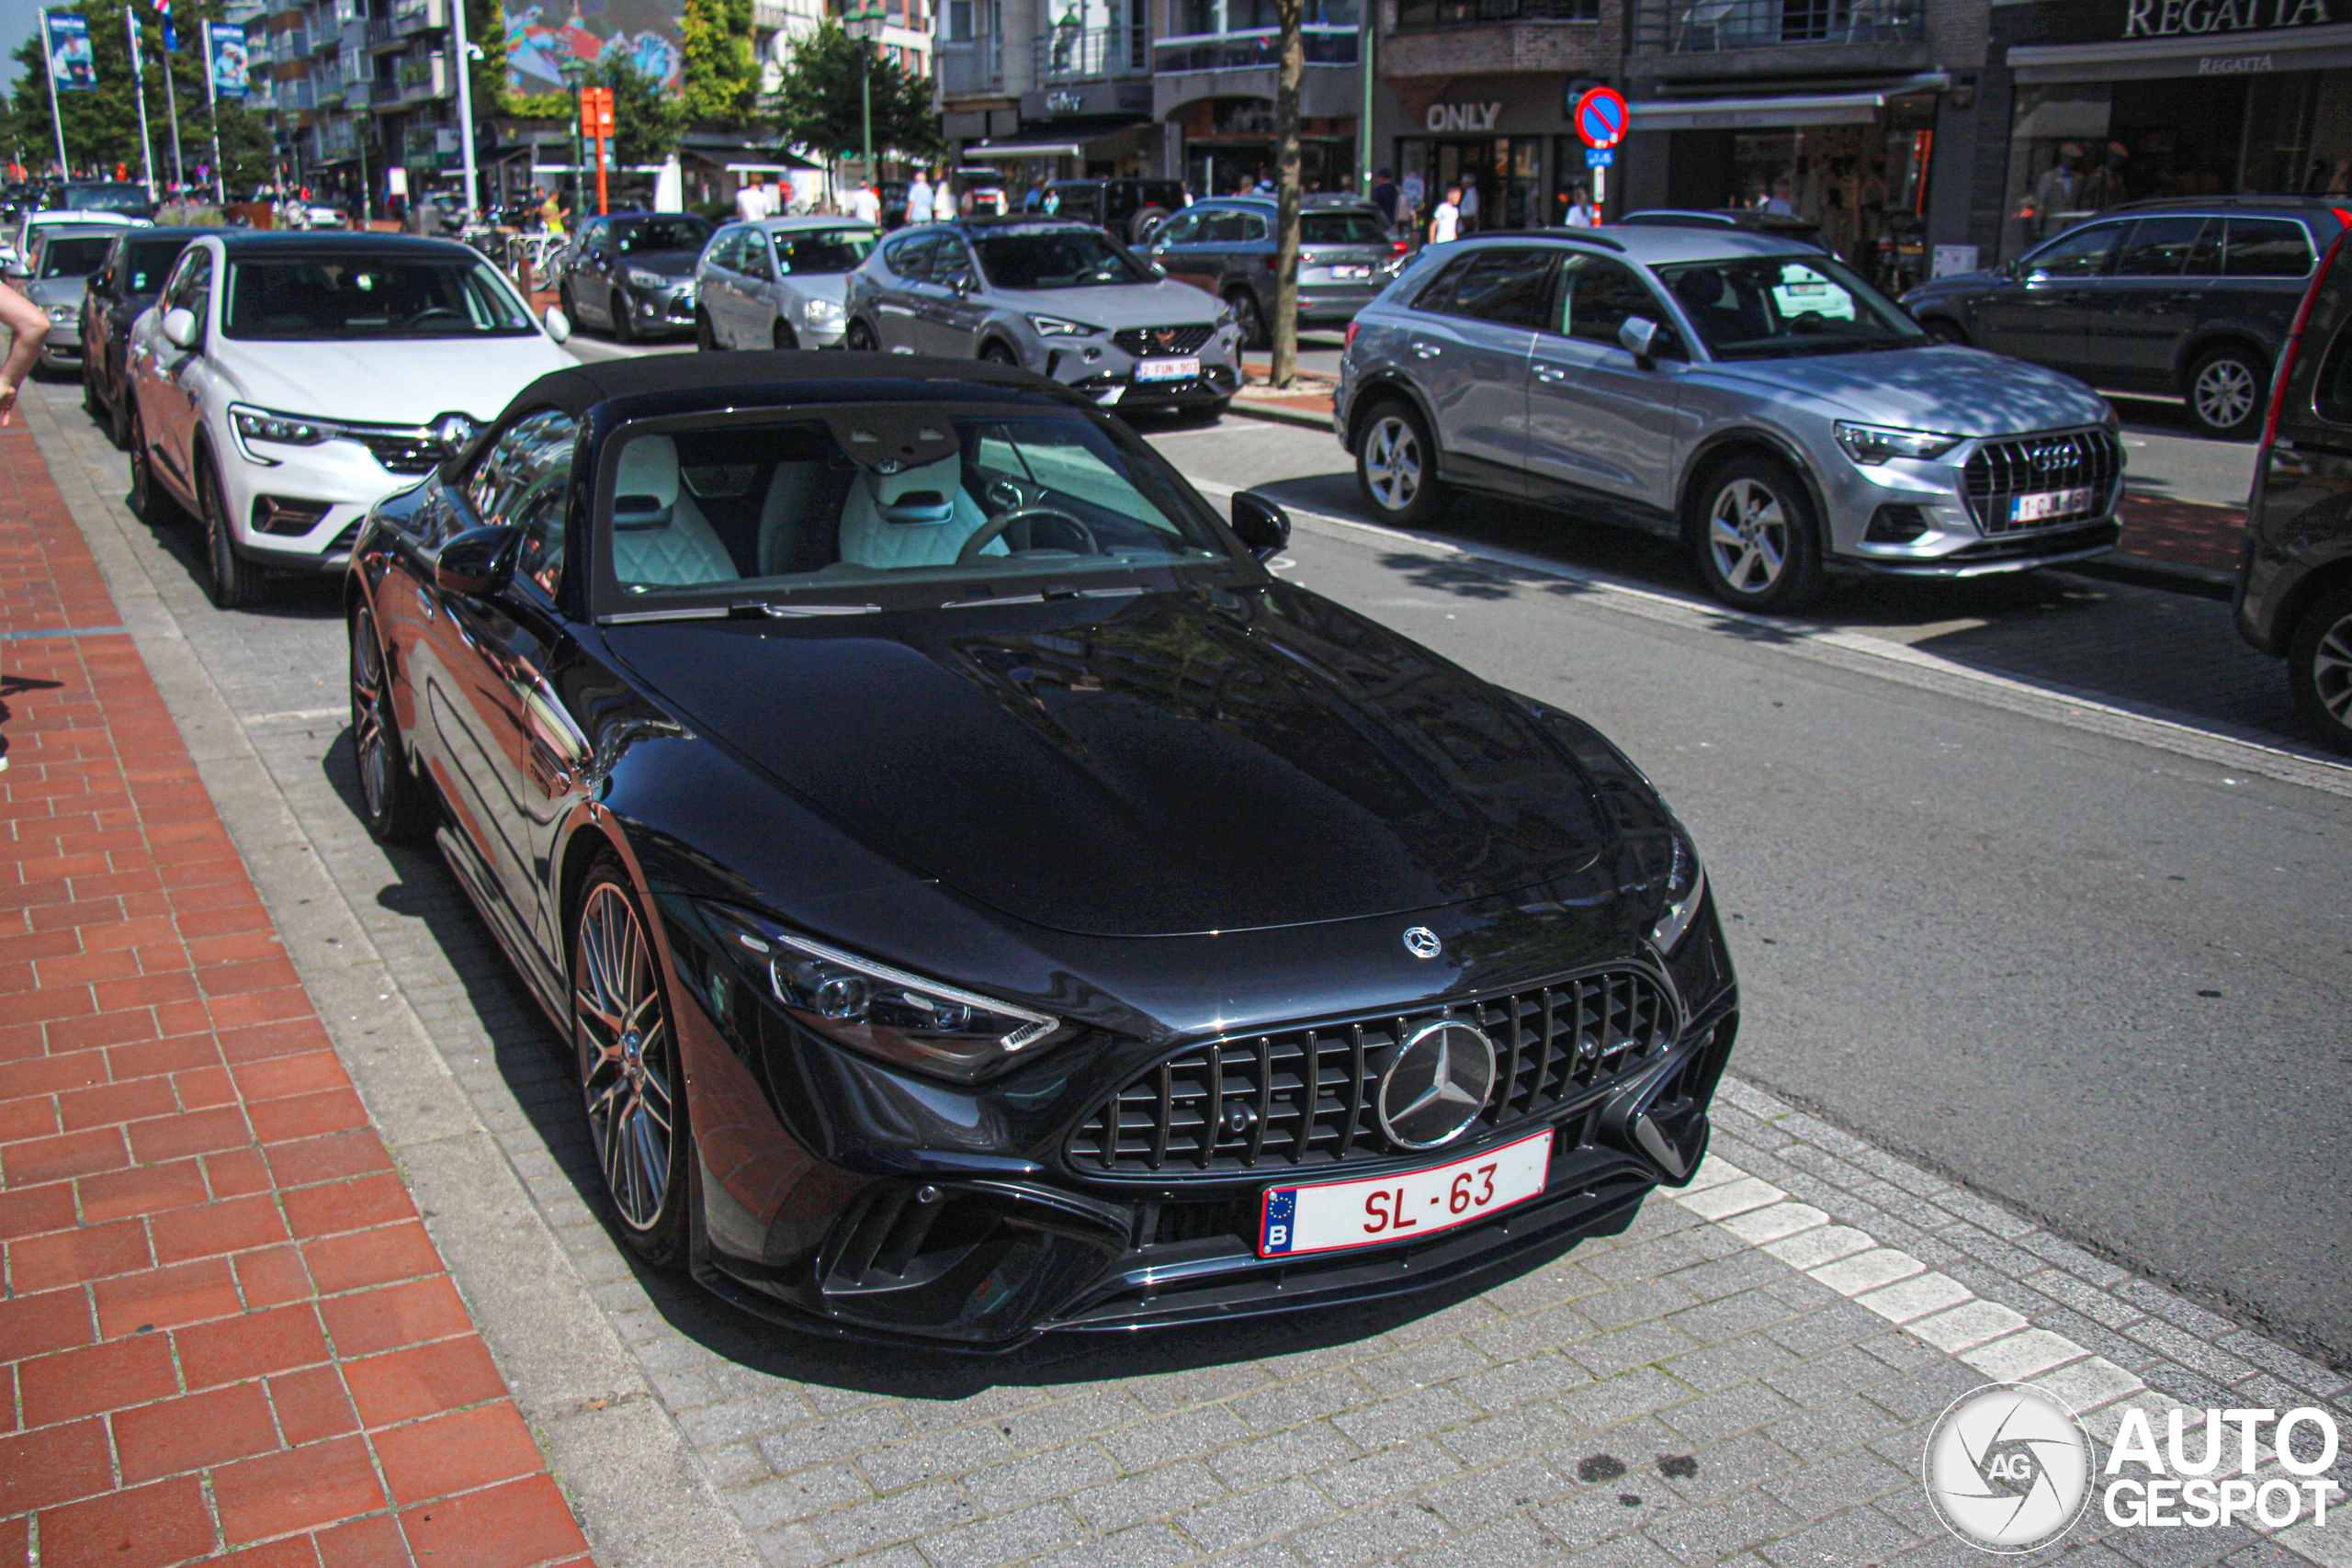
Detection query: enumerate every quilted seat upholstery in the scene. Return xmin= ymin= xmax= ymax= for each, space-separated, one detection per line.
xmin=611 ymin=434 xmax=737 ymax=587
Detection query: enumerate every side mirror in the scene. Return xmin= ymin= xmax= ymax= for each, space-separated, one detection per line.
xmin=1230 ymin=491 xmax=1291 ymax=562
xmin=1618 ymin=314 xmax=1662 ymax=364
xmin=1 ymin=261 xmax=28 ymax=280
xmin=435 ymin=524 xmax=519 ymax=596
xmin=945 ymin=268 xmax=975 ymax=296
xmin=162 ymin=307 xmax=199 ymax=349
xmin=541 ymin=303 xmax=571 ymax=343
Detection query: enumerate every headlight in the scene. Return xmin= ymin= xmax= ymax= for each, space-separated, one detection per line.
xmin=1833 ymin=421 xmax=1961 ymax=466
xmin=706 ymin=907 xmax=1065 ymax=1083
xmin=626 ymin=267 xmax=673 ymax=290
xmin=1649 ymin=831 xmax=1707 ymax=955
xmin=801 ymin=297 xmax=844 ymax=326
xmin=1028 ymin=314 xmax=1097 ymax=337
xmin=230 ymin=404 xmax=338 ymax=465
xmin=47 ymin=304 xmax=75 ymax=323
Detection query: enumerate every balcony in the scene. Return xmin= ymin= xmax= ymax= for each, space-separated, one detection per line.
xmin=1628 ymin=0 xmax=1926 ymax=76
xmin=1153 ymin=25 xmax=1359 ymax=71
xmin=1032 ymin=23 xmax=1148 ymax=84
xmin=342 ymin=78 xmax=376 ymax=107
xmin=282 ymin=27 xmax=311 ymax=56
xmin=248 ymin=79 xmax=278 ymax=109
xmin=396 ymin=52 xmax=447 ymax=101
xmin=284 ymin=76 xmax=316 ymax=108
xmin=935 ymin=32 xmax=1004 ymax=96
xmin=392 ymin=0 xmax=444 ymax=37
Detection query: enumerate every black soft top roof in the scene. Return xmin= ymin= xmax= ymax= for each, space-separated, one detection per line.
xmin=506 ymin=351 xmax=1080 ymax=421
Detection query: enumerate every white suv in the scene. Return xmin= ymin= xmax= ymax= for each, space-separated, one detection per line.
xmin=124 ymin=231 xmax=573 ymax=606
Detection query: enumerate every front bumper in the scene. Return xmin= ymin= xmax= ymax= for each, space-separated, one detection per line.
xmin=626 ymin=282 xmax=698 ymax=336
xmin=220 ymin=423 xmax=441 ymax=572
xmin=1035 ymin=323 xmax=1245 ymax=412
xmin=39 ymin=323 xmax=83 ymax=368
xmin=1824 ymin=423 xmax=2123 ymax=578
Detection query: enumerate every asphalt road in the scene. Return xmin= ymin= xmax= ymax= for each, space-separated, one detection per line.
xmin=38 ymin=346 xmax=2349 ymax=1369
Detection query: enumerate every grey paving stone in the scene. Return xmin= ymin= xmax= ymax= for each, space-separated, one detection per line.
xmin=1552 ymin=1369 xmax=1690 ymax=1436
xmin=1670 ymin=1288 xmax=1800 ymax=1348
xmin=857 ymin=1423 xmax=1016 ymax=1492
xmin=1355 ymin=1337 xmax=1498 ymax=1396
xmin=1178 ymin=1480 xmax=1340 ymax=1554
xmin=1396 ymin=1513 xmax=1568 ymax=1568
xmin=1580 ymin=1280 xmax=1708 ymax=1332
xmin=1331 ymin=1384 xmax=1484 ymax=1452
xmin=812 ymin=1482 xmax=979 ymax=1559
xmin=1645 ymin=1491 xmax=1802 ymax=1564
xmin=1287 ymin=1503 xmax=1451 ymax=1568
xmin=1416 ymin=1454 xmax=1572 ymax=1530
xmin=1758 ymin=1302 xmax=1883 ymax=1365
xmin=1432 ymin=1403 xmax=1578 ymax=1467
xmin=1661 ymin=1382 xmax=1804 ymax=1448
xmin=922 ymin=1500 xmax=1088 ymax=1564
xmin=1232 ymin=1371 xmax=1381 ymax=1432
xmin=1646 ymin=1430 xmax=1793 ymax=1507
xmin=1450 ymin=1351 xmax=1595 ymax=1414
xmin=1661 ymin=1336 xmax=1803 ymax=1394
xmin=1567 ymin=1322 xmax=1705 ymax=1382
xmin=1754 ymin=1503 xmax=1918 ymax=1567
xmin=731 ymin=1464 xmax=873 ymax=1529
xmin=1764 ymin=1392 xmax=1909 ymax=1457
xmin=1758 ymin=1448 xmax=1909 ymax=1519
xmin=1024 ymin=1522 xmax=1204 ymax=1568
xmin=1313 ymin=1440 xmax=1466 ymax=1509
xmin=1560 ymin=1536 xmax=1682 ymax=1568
xmin=965 ymin=1442 xmax=1124 ymax=1516
xmin=1070 ymin=1461 xmax=1228 ymax=1533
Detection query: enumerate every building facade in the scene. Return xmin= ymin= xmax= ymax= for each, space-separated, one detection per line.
xmin=227 ymin=0 xmax=466 ymax=212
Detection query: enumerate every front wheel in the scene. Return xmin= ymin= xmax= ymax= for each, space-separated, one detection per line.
xmin=978 ymin=340 xmax=1020 ymax=368
xmin=845 ymin=319 xmax=879 ymax=353
xmin=126 ymin=400 xmax=183 ymax=526
xmin=1690 ymin=456 xmax=1824 ymax=614
xmin=200 ymin=458 xmax=264 ymax=609
xmin=1355 ymin=402 xmax=1446 ymax=525
xmin=1228 ymin=288 xmax=1268 ymax=352
xmin=2185 ymin=344 xmax=2267 ymax=440
xmin=2288 ymin=581 xmax=2352 ymax=755
xmin=694 ymin=309 xmax=718 ymax=351
xmin=572 ymin=861 xmax=693 ymax=1269
xmin=610 ymin=288 xmax=638 ymax=344
xmin=772 ymin=321 xmax=799 ymax=352
xmin=348 ymin=603 xmax=433 ymax=843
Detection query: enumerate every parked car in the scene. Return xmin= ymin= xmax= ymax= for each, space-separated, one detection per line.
xmin=5 ymin=224 xmax=119 ymax=376
xmin=342 ymin=347 xmax=1737 ymax=1346
xmin=2235 ymin=228 xmax=2352 ymax=752
xmin=693 ymin=217 xmax=878 ymax=350
xmin=1144 ymin=195 xmax=1402 ymax=350
xmin=1042 ymin=178 xmax=1188 ymax=244
xmin=1619 ymin=209 xmax=1828 ymax=252
xmin=842 ymin=218 xmax=1240 ymax=417
xmin=302 ymin=203 xmax=352 ymax=230
xmin=1337 ymin=228 xmax=2123 ymax=613
xmin=552 ymin=210 xmax=716 ymax=342
xmin=1902 ymin=197 xmax=2349 ymax=439
xmin=42 ymin=181 xmax=156 ymax=220
xmin=122 ymin=231 xmax=573 ymax=607
xmin=951 ymin=166 xmax=1011 ymax=217
xmin=80 ymin=227 xmax=220 ymax=446
xmin=7 ymin=207 xmax=147 ymax=272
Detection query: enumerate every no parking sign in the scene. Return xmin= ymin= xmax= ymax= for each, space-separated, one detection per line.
xmin=1570 ymin=86 xmax=1627 ymax=216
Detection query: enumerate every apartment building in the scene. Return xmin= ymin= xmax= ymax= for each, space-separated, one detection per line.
xmin=226 ymin=0 xmax=465 ymax=209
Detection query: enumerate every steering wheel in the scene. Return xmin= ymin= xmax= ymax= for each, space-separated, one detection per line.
xmin=957 ymin=503 xmax=1102 ymax=563
xmin=401 ymin=306 xmax=468 ymax=329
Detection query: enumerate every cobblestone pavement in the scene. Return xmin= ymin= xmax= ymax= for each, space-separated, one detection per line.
xmin=17 ymin=379 xmax=2349 ymax=1568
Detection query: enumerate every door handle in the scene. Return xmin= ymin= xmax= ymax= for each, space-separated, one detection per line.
xmin=1411 ymin=343 xmax=1442 ymax=359
xmin=1532 ymin=364 xmax=1571 ymax=384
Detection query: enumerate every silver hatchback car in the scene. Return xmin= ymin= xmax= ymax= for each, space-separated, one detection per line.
xmin=694 ymin=218 xmax=879 ymax=351
xmin=1335 ymin=229 xmax=2124 ymax=611
xmin=842 ymin=219 xmax=1241 ymax=417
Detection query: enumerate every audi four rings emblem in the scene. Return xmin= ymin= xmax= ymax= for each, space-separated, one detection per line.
xmin=1402 ymin=927 xmax=1442 ymax=960
xmin=1377 ymin=1020 xmax=1498 ymax=1149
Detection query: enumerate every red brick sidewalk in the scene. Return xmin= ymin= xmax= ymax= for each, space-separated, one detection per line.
xmin=1 ymin=424 xmax=595 ymax=1566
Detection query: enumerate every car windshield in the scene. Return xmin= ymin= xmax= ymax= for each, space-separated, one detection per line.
xmin=59 ymin=184 xmax=151 ymax=215
xmin=222 ymin=254 xmax=537 ymax=339
xmin=1654 ymin=254 xmax=1926 ymax=359
xmin=614 ymin=217 xmax=712 ymax=256
xmin=122 ymin=239 xmax=191 ymax=293
xmin=600 ymin=409 xmax=1237 ymax=613
xmin=39 ymin=235 xmax=113 ymax=277
xmin=973 ymin=231 xmax=1152 ymax=289
xmin=774 ymin=228 xmax=876 ymax=274
xmin=1302 ymin=211 xmax=1391 ymax=245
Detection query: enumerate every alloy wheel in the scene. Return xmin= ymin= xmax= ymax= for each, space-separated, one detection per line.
xmin=575 ymin=881 xmax=675 ymax=1231
xmin=1363 ymin=414 xmax=1421 ymax=513
xmin=2312 ymin=612 xmax=2352 ymax=728
xmin=349 ymin=607 xmax=394 ymax=823
xmin=1706 ymin=477 xmax=1790 ymax=596
xmin=2192 ymin=356 xmax=2256 ymax=433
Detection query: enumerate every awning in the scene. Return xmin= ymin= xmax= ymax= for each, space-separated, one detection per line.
xmin=1628 ymin=92 xmax=1887 ymax=130
xmin=2007 ymin=20 xmax=2352 ymax=83
xmin=961 ymin=141 xmax=1085 ymax=159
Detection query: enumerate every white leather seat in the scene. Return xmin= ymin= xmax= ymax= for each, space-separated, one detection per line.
xmin=610 ymin=435 xmax=738 ymax=588
xmin=834 ymin=454 xmax=1001 ymax=570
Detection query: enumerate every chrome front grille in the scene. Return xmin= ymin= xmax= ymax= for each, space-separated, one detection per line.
xmin=356 ymin=432 xmax=443 ymax=475
xmin=1963 ymin=428 xmax=2122 ymax=536
xmin=1114 ymin=322 xmax=1216 ymax=356
xmin=1065 ymin=970 xmax=1679 ymax=1176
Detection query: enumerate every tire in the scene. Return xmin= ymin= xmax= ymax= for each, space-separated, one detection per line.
xmin=107 ymin=373 xmax=131 ymax=450
xmin=198 ymin=457 xmax=264 ymax=610
xmin=559 ymin=280 xmax=581 ymax=331
xmin=347 ymin=603 xmax=434 ymax=843
xmin=2287 ymin=581 xmax=2352 ymax=755
xmin=1228 ymin=288 xmax=1268 ymax=352
xmin=571 ymin=857 xmax=693 ymax=1269
xmin=694 ymin=309 xmax=718 ymax=351
xmin=1690 ymin=455 xmax=1825 ymax=614
xmin=1354 ymin=400 xmax=1446 ymax=526
xmin=772 ymin=321 xmax=798 ymax=351
xmin=81 ymin=358 xmax=103 ymax=417
xmin=610 ymin=288 xmax=638 ymax=344
xmin=1923 ymin=318 xmax=1969 ymax=347
xmin=126 ymin=400 xmax=184 ymax=526
xmin=845 ymin=318 xmax=879 ymax=353
xmin=1129 ymin=206 xmax=1170 ymax=245
xmin=2184 ymin=344 xmax=2267 ymax=440
xmin=979 ymin=339 xmax=1020 ymax=368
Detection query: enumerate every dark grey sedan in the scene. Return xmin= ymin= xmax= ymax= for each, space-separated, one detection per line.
xmin=1145 ymin=197 xmax=1403 ymax=350
xmin=554 ymin=211 xmax=716 ymax=343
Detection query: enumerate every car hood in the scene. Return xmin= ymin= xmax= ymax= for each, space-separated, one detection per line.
xmin=210 ymin=334 xmax=572 ymax=423
xmin=26 ymin=277 xmax=85 ymax=307
xmin=996 ymin=278 xmax=1224 ymax=326
xmin=618 ymin=249 xmax=702 ymax=280
xmin=1702 ymin=344 xmax=2109 ymax=435
xmin=1903 ymin=269 xmax=2002 ymax=301
xmin=779 ymin=274 xmax=853 ymax=303
xmin=605 ymin=584 xmax=1611 ymax=938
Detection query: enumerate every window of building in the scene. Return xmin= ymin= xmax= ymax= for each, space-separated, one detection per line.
xmin=1396 ymin=0 xmax=1592 ymax=28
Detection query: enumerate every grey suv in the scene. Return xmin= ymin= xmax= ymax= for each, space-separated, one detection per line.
xmin=1145 ymin=196 xmax=1401 ymax=350
xmin=842 ymin=219 xmax=1240 ymax=417
xmin=1337 ymin=228 xmax=2122 ymax=612
xmin=1903 ymin=197 xmax=2347 ymax=439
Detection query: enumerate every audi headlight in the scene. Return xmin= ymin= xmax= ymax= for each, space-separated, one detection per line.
xmin=627 ymin=267 xmax=673 ymax=290
xmin=801 ymin=297 xmax=844 ymax=326
xmin=1833 ymin=421 xmax=1962 ymax=466
xmin=230 ymin=403 xmax=338 ymax=465
xmin=1649 ymin=830 xmax=1707 ymax=956
xmin=1028 ymin=313 xmax=1097 ymax=337
xmin=705 ymin=908 xmax=1065 ymax=1083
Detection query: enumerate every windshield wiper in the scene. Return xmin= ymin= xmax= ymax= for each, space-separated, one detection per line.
xmin=600 ymin=599 xmax=882 ymax=625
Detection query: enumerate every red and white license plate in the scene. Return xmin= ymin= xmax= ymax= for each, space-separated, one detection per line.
xmin=1258 ymin=1129 xmax=1553 ymax=1258
xmin=1135 ymin=355 xmax=1201 ymax=383
xmin=2008 ymin=486 xmax=2093 ymax=524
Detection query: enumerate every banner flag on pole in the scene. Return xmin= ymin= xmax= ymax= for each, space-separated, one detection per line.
xmin=157 ymin=0 xmax=175 ymax=53
xmin=205 ymin=21 xmax=248 ymax=97
xmin=43 ymin=11 xmax=98 ymax=89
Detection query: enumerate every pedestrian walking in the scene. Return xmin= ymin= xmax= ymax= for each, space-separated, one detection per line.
xmin=735 ymin=179 xmax=771 ymax=221
xmin=0 ymin=266 xmax=51 ymax=428
xmin=905 ymin=169 xmax=934 ymax=224
xmin=1371 ymin=166 xmax=1398 ymax=224
xmin=1457 ymin=178 xmax=1479 ymax=233
xmin=850 ymin=182 xmax=882 ymax=225
xmin=1562 ymin=183 xmax=1596 ymax=228
xmin=1430 ymin=186 xmax=1462 ymax=245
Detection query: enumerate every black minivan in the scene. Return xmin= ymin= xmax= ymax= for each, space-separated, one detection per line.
xmin=2235 ymin=228 xmax=2352 ymax=753
xmin=1904 ymin=197 xmax=2348 ymax=439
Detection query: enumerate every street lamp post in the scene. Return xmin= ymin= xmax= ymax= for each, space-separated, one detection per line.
xmin=557 ymin=55 xmax=587 ymax=220
xmin=842 ymin=1 xmax=888 ymax=205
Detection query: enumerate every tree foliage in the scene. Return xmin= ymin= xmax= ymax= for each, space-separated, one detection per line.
xmin=465 ymin=0 xmax=511 ymax=117
xmin=767 ymin=21 xmax=942 ymax=166
xmin=589 ymin=57 xmax=684 ymax=170
xmin=680 ymin=0 xmax=758 ymax=125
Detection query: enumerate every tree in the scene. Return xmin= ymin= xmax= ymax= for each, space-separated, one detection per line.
xmin=589 ymin=57 xmax=684 ymax=171
xmin=767 ymin=20 xmax=942 ymax=170
xmin=1269 ymin=0 xmax=1304 ymax=387
xmin=466 ymin=0 xmax=511 ymax=118
xmin=680 ymin=0 xmax=758 ymax=125
xmin=4 ymin=0 xmax=269 ymax=189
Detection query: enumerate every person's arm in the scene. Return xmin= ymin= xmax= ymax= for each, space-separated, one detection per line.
xmin=0 ymin=276 xmax=52 ymax=428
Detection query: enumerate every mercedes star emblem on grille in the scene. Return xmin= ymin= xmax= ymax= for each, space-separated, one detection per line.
xmin=1402 ymin=926 xmax=1442 ymax=960
xmin=1377 ymin=1020 xmax=1497 ymax=1149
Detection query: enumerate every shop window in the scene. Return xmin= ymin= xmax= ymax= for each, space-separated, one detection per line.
xmin=2024 ymin=221 xmax=2122 ymax=279
xmin=2223 ymin=218 xmax=2312 ymax=278
xmin=2113 ymin=216 xmax=2207 ymax=277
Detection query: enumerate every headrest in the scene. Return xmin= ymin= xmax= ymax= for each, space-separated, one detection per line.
xmin=614 ymin=434 xmax=680 ymax=529
xmin=862 ymin=452 xmax=963 ymax=526
xmin=1673 ymin=270 xmax=1724 ymax=308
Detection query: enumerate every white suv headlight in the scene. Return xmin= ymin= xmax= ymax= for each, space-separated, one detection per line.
xmin=801 ymin=297 xmax=844 ymax=325
xmin=1833 ymin=421 xmax=1962 ymax=466
xmin=230 ymin=403 xmax=340 ymax=465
